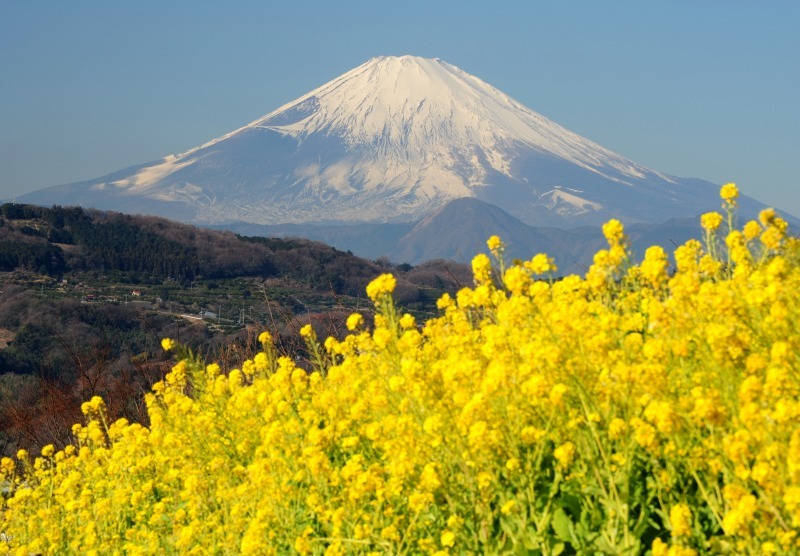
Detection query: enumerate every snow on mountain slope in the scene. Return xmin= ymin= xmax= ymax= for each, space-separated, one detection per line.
xmin=19 ymin=55 xmax=774 ymax=227
xmin=246 ymin=56 xmax=662 ymax=187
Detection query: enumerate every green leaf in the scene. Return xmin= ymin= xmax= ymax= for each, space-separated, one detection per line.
xmin=552 ymin=507 xmax=573 ymax=543
xmin=592 ymin=535 xmax=614 ymax=553
xmin=516 ymin=545 xmax=543 ymax=556
xmin=523 ymin=525 xmax=540 ymax=550
xmin=552 ymin=542 xmax=565 ymax=556
xmin=560 ymin=493 xmax=582 ymax=516
xmin=500 ymin=518 xmax=517 ymax=541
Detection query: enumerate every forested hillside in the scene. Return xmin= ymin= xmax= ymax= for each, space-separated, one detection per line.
xmin=0 ymin=203 xmax=471 ymax=456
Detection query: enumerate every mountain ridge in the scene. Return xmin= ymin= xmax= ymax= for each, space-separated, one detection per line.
xmin=215 ymin=196 xmax=715 ymax=275
xmin=19 ymin=55 xmax=784 ymax=231
xmin=16 ymin=55 xmax=796 ymax=271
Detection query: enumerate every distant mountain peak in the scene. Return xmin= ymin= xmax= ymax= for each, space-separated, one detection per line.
xmin=237 ymin=54 xmax=661 ymax=191
xmin=22 ymin=55 xmax=767 ymax=229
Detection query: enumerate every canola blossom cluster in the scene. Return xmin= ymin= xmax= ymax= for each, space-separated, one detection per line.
xmin=2 ymin=185 xmax=800 ymax=555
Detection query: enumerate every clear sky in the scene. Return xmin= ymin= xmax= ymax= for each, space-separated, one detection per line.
xmin=2 ymin=1 xmax=798 ymax=217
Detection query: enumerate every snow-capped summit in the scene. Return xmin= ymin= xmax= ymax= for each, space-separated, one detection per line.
xmin=20 ymin=55 xmax=760 ymax=227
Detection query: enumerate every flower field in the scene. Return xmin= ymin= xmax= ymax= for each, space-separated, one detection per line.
xmin=2 ymin=185 xmax=799 ymax=555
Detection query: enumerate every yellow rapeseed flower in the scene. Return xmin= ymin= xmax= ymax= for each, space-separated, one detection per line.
xmin=440 ymin=530 xmax=456 ymax=548
xmin=527 ymin=253 xmax=556 ymax=274
xmin=742 ymin=220 xmax=761 ymax=241
xmin=346 ymin=313 xmax=364 ymax=331
xmin=299 ymin=324 xmax=314 ymax=338
xmin=471 ymin=253 xmax=492 ymax=285
xmin=720 ymin=182 xmax=739 ymax=202
xmin=4 ymin=183 xmax=799 ymax=555
xmin=500 ymin=499 xmax=517 ymax=515
xmin=503 ymin=266 xmax=530 ymax=295
xmin=160 ymin=337 xmax=177 ymax=351
xmin=608 ymin=418 xmax=628 ymax=440
xmin=554 ymin=441 xmax=576 ymax=469
xmin=669 ymin=503 xmax=692 ymax=537
xmin=701 ymin=212 xmax=723 ymax=232
xmin=366 ymin=273 xmax=396 ymax=301
xmin=399 ymin=313 xmax=416 ymax=330
xmin=486 ymin=235 xmax=503 ymax=252
xmin=759 ymin=207 xmax=776 ymax=226
xmin=602 ymin=219 xmax=625 ymax=244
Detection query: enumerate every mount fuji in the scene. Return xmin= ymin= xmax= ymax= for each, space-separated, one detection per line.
xmin=18 ymin=55 xmax=787 ymax=264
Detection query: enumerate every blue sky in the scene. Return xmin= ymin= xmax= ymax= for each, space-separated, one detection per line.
xmin=2 ymin=1 xmax=798 ymax=217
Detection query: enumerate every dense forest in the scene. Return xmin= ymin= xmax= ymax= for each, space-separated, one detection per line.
xmin=0 ymin=203 xmax=472 ymax=456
